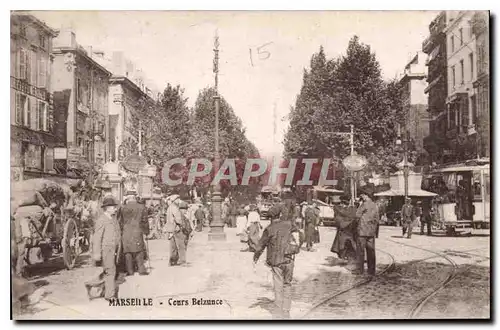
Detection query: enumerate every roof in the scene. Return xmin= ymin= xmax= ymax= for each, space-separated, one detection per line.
xmin=374 ymin=189 xmax=437 ymax=197
xmin=11 ymin=12 xmax=58 ymax=37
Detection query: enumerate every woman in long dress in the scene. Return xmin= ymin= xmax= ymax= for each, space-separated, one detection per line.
xmin=243 ymin=205 xmax=262 ymax=252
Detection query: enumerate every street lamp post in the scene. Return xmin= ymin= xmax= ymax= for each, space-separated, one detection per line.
xmin=209 ymin=30 xmax=226 ymax=241
xmin=396 ymin=124 xmax=409 ymax=199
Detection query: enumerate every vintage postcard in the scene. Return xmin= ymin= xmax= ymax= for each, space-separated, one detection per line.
xmin=10 ymin=10 xmax=490 ymax=320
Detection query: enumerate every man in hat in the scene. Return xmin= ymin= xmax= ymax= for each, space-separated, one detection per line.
xmin=91 ymin=196 xmax=121 ymax=300
xmin=401 ymin=197 xmax=414 ymax=238
xmin=354 ymin=186 xmax=379 ymax=276
xmin=165 ymin=195 xmax=187 ymax=266
xmin=331 ymin=196 xmax=358 ymax=265
xmin=304 ymin=202 xmax=319 ymax=252
xmin=421 ymin=199 xmax=433 ymax=236
xmin=253 ymin=202 xmax=299 ymax=319
xmin=119 ymin=191 xmax=150 ymax=276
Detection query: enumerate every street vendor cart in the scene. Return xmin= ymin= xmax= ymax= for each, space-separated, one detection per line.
xmin=11 ymin=178 xmax=89 ymax=270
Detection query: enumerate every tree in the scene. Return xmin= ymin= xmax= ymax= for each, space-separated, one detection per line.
xmin=136 ymin=83 xmax=192 ymax=165
xmin=191 ymin=87 xmax=262 ymax=199
xmin=284 ymin=36 xmax=411 ymax=177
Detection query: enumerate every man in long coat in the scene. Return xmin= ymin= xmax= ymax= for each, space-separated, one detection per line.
xmin=331 ymin=196 xmax=357 ymax=263
xmin=354 ymin=187 xmax=379 ymax=276
xmin=91 ymin=196 xmax=121 ymax=300
xmin=119 ymin=191 xmax=150 ymax=276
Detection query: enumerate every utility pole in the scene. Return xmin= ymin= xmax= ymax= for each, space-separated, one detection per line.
xmin=325 ymin=124 xmax=356 ymax=206
xmin=209 ymin=29 xmax=226 ymax=241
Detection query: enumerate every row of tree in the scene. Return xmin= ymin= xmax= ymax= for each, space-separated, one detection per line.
xmin=284 ymin=36 xmax=417 ymax=188
xmin=126 ymin=84 xmax=261 ymax=199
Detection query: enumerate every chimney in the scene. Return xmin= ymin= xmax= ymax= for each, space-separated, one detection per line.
xmin=53 ymin=28 xmax=76 ymax=49
xmin=112 ymin=51 xmax=125 ymax=76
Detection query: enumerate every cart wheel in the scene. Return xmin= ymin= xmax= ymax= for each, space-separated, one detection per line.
xmin=62 ymin=218 xmax=80 ymax=269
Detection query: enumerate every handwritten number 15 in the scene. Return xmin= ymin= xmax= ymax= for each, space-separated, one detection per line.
xmin=249 ymin=42 xmax=273 ymax=66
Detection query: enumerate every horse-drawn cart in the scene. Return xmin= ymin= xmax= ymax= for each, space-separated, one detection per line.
xmin=11 ymin=179 xmax=89 ymax=270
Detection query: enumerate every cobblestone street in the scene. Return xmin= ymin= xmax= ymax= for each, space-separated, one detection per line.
xmin=16 ymin=224 xmax=490 ymax=320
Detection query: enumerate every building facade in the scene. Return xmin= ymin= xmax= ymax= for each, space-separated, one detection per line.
xmin=399 ymin=51 xmax=429 ymax=165
xmin=422 ymin=11 xmax=449 ymax=164
xmin=471 ymin=11 xmax=490 ymax=158
xmin=443 ymin=11 xmax=479 ymax=162
xmin=94 ymin=51 xmax=160 ymax=162
xmin=10 ymin=13 xmax=60 ymax=182
xmin=51 ymin=30 xmax=111 ymax=175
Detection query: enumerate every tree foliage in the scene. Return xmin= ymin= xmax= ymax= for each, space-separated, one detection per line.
xmin=284 ymin=36 xmax=414 ymax=178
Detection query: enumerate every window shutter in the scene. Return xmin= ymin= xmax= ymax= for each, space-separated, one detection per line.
xmin=19 ymin=49 xmax=26 ymax=80
xmin=25 ymin=97 xmax=31 ymax=127
xmin=48 ymin=104 xmax=53 ymax=132
xmin=26 ymin=49 xmax=31 ymax=83
xmin=31 ymin=50 xmax=38 ymax=86
xmin=39 ymin=58 xmax=46 ymax=88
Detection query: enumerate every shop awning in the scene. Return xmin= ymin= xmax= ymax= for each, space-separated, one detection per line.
xmin=374 ymin=189 xmax=437 ymax=197
xmin=313 ymin=186 xmax=344 ymax=194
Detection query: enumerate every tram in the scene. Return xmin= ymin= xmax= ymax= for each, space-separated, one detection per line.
xmin=426 ymin=158 xmax=490 ymax=235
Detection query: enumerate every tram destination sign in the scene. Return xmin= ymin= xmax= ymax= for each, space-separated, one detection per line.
xmin=343 ymin=154 xmax=368 ymax=172
xmin=122 ymin=154 xmax=148 ymax=173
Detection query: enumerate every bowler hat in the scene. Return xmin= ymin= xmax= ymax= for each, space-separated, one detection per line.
xmin=101 ymin=196 xmax=118 ymax=208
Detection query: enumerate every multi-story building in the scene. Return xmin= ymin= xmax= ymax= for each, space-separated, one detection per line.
xmin=471 ymin=11 xmax=490 ymax=158
xmin=94 ymin=51 xmax=160 ymax=162
xmin=51 ymin=29 xmax=111 ymax=174
xmin=422 ymin=11 xmax=449 ymax=164
xmin=399 ymin=51 xmax=429 ymax=165
xmin=10 ymin=12 xmax=60 ymax=181
xmin=443 ymin=11 xmax=479 ymax=162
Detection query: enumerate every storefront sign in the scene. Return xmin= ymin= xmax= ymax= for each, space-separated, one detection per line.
xmin=54 ymin=147 xmax=68 ymax=160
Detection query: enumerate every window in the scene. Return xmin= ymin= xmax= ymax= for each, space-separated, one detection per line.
xmin=38 ymin=57 xmax=46 ymax=88
xmin=469 ymin=53 xmax=474 ymax=80
xmin=76 ymin=78 xmax=81 ymax=104
xmin=31 ymin=98 xmax=38 ymax=130
xmin=23 ymin=95 xmax=31 ymax=127
xmin=459 ymin=28 xmax=463 ymax=45
xmin=451 ymin=65 xmax=456 ymax=87
xmin=37 ymin=100 xmax=46 ymax=131
xmin=44 ymin=147 xmax=54 ymax=172
xmin=451 ymin=35 xmax=455 ymax=52
xmin=18 ymin=48 xmax=28 ymax=80
xmin=24 ymin=144 xmax=42 ymax=170
xmin=39 ymin=34 xmax=46 ymax=50
xmin=471 ymin=95 xmax=477 ymax=125
xmin=15 ymin=93 xmax=26 ymax=125
xmin=460 ymin=60 xmax=464 ymax=84
xmin=19 ymin=24 xmax=26 ymax=38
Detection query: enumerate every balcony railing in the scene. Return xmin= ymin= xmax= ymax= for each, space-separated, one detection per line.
xmin=10 ymin=76 xmax=51 ymax=102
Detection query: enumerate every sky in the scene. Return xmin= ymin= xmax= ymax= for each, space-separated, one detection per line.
xmin=31 ymin=10 xmax=439 ymax=157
